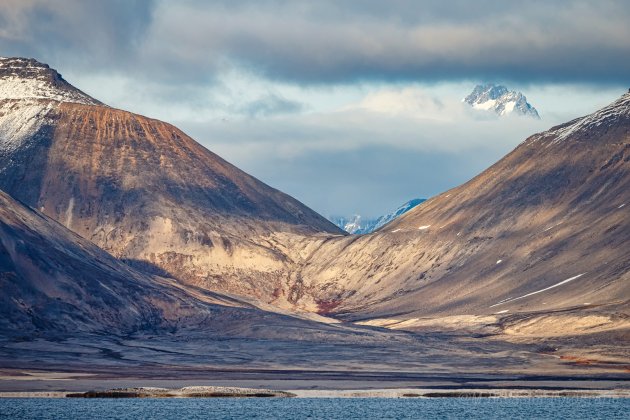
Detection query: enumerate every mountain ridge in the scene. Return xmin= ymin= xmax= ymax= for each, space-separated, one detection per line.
xmin=0 ymin=57 xmax=628 ymax=322
xmin=290 ymin=90 xmax=629 ymax=320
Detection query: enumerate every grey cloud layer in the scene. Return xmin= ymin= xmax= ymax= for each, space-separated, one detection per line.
xmin=1 ymin=1 xmax=626 ymax=217
xmin=179 ymin=107 xmax=549 ymax=216
xmin=0 ymin=0 xmax=153 ymax=69
xmin=1 ymin=0 xmax=629 ymax=84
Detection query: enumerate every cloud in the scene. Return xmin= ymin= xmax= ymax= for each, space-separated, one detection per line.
xmin=140 ymin=0 xmax=630 ymax=85
xmin=1 ymin=1 xmax=627 ymax=218
xmin=356 ymin=88 xmax=448 ymax=119
xmin=1 ymin=1 xmax=629 ymax=85
xmin=238 ymin=94 xmax=304 ymax=118
xmin=176 ymin=89 xmax=551 ymax=216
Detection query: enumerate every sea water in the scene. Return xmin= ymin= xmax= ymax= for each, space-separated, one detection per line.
xmin=0 ymin=397 xmax=628 ymax=419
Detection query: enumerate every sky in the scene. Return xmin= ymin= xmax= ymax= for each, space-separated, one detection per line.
xmin=1 ymin=0 xmax=628 ymax=218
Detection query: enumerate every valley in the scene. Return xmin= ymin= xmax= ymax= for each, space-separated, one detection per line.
xmin=0 ymin=58 xmax=627 ymax=389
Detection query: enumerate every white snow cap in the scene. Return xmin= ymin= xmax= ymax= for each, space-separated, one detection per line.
xmin=0 ymin=57 xmax=101 ymax=106
xmin=464 ymin=83 xmax=540 ymax=119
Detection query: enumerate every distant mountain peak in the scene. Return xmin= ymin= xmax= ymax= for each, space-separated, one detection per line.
xmin=464 ymin=83 xmax=539 ymax=119
xmin=0 ymin=57 xmax=101 ymax=105
xmin=330 ymin=198 xmax=425 ymax=234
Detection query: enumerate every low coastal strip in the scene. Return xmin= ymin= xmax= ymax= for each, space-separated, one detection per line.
xmin=65 ymin=386 xmax=295 ymax=398
xmin=0 ymin=387 xmax=629 ymax=399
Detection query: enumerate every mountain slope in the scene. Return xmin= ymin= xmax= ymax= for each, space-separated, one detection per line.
xmin=292 ymin=92 xmax=630 ymax=321
xmin=464 ymin=84 xmax=540 ymax=118
xmin=4 ymin=189 xmax=477 ymax=376
xmin=0 ymin=189 xmax=245 ymax=337
xmin=0 ymin=57 xmax=343 ymax=306
xmin=0 ymin=58 xmax=627 ymax=376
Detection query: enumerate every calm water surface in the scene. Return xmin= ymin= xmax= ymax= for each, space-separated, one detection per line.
xmin=0 ymin=398 xmax=628 ymax=420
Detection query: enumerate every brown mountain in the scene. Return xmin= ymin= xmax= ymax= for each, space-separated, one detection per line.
xmin=0 ymin=189 xmax=242 ymax=337
xmin=0 ymin=57 xmax=343 ymax=307
xmin=290 ymin=92 xmax=630 ymax=334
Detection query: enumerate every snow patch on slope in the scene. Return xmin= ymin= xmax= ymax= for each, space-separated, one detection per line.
xmin=0 ymin=99 xmax=55 ymax=154
xmin=490 ymin=273 xmax=586 ymax=308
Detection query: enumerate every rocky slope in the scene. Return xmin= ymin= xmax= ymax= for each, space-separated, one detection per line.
xmin=0 ymin=189 xmax=249 ymax=337
xmin=4 ymin=189 xmax=498 ymax=375
xmin=1 ymin=191 xmax=626 ymax=377
xmin=464 ymin=84 xmax=540 ymax=118
xmin=0 ymin=57 xmax=343 ymax=307
xmin=290 ymin=92 xmax=629 ymax=325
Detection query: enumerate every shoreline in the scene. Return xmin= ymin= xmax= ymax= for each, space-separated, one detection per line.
xmin=1 ymin=388 xmax=629 ymax=399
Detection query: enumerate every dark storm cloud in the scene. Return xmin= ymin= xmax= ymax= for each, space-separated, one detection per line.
xmin=142 ymin=0 xmax=630 ymax=85
xmin=1 ymin=0 xmax=629 ymax=85
xmin=0 ymin=0 xmax=154 ymax=72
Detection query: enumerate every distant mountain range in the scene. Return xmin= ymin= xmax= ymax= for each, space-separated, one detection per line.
xmin=464 ymin=84 xmax=540 ymax=118
xmin=330 ymin=199 xmax=425 ymax=234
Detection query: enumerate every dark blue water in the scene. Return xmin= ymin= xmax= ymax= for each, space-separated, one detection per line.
xmin=0 ymin=398 xmax=628 ymax=420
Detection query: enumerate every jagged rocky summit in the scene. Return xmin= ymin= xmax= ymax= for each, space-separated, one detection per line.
xmin=464 ymin=83 xmax=540 ymax=119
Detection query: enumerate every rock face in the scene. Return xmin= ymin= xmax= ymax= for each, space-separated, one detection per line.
xmin=293 ymin=93 xmax=629 ymax=319
xmin=0 ymin=57 xmax=343 ymax=307
xmin=464 ymin=84 xmax=540 ymax=118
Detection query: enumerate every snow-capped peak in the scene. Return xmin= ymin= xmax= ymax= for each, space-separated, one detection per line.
xmin=0 ymin=57 xmax=101 ymax=106
xmin=330 ymin=198 xmax=425 ymax=234
xmin=464 ymin=84 xmax=540 ymax=119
